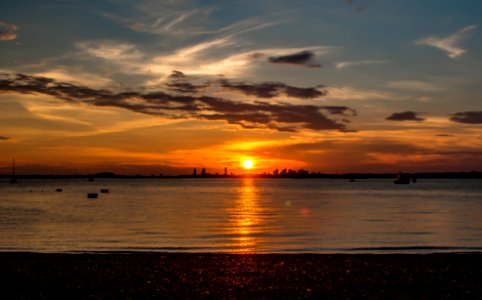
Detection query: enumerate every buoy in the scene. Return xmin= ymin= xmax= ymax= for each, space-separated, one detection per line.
xmin=87 ymin=193 xmax=98 ymax=199
xmin=56 ymin=188 xmax=63 ymax=192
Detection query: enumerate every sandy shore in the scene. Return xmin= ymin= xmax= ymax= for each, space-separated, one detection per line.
xmin=2 ymin=252 xmax=481 ymax=299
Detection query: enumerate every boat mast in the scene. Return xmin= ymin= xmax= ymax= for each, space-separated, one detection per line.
xmin=9 ymin=157 xmax=17 ymax=184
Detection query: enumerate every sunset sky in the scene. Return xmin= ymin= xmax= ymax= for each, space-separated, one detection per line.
xmin=1 ymin=0 xmax=481 ymax=175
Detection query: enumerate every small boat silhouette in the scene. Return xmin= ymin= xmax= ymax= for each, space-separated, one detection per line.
xmin=87 ymin=193 xmax=98 ymax=199
xmin=394 ymin=172 xmax=411 ymax=184
xmin=9 ymin=158 xmax=17 ymax=184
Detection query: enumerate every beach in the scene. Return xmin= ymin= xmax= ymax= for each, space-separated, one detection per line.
xmin=2 ymin=252 xmax=481 ymax=299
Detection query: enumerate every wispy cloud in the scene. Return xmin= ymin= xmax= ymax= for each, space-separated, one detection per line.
xmin=103 ymin=1 xmax=280 ymax=38
xmin=0 ymin=21 xmax=18 ymax=41
xmin=385 ymin=80 xmax=442 ymax=92
xmin=34 ymin=68 xmax=115 ymax=88
xmin=0 ymin=73 xmax=357 ymax=132
xmin=323 ymin=86 xmax=400 ymax=101
xmin=0 ymin=135 xmax=11 ymax=140
xmin=335 ymin=60 xmax=387 ymax=70
xmin=76 ymin=40 xmax=143 ymax=61
xmin=102 ymin=1 xmax=215 ymax=37
xmin=260 ymin=136 xmax=482 ymax=173
xmin=416 ymin=25 xmax=477 ymax=58
xmin=76 ymin=37 xmax=333 ymax=79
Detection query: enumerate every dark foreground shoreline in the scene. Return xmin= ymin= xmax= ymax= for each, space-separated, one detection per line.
xmin=2 ymin=252 xmax=481 ymax=299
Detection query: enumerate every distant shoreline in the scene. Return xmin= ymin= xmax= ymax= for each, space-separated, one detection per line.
xmin=1 ymin=171 xmax=482 ymax=180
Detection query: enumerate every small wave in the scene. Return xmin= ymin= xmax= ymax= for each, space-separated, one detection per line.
xmin=196 ymin=231 xmax=313 ymax=239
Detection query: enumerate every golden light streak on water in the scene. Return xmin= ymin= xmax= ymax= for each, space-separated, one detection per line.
xmin=233 ymin=178 xmax=260 ymax=253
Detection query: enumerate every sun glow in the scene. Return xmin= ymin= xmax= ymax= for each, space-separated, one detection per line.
xmin=243 ymin=159 xmax=254 ymax=169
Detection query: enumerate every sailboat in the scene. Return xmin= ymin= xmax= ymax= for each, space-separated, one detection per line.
xmin=9 ymin=158 xmax=17 ymax=184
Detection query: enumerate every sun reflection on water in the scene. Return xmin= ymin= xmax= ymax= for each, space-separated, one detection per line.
xmin=231 ymin=178 xmax=260 ymax=253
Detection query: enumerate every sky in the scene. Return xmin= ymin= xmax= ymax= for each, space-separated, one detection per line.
xmin=1 ymin=0 xmax=481 ymax=175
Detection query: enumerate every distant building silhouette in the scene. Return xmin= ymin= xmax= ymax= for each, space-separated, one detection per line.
xmin=193 ymin=168 xmax=197 ymax=176
xmin=224 ymin=167 xmax=227 ymax=176
xmin=201 ymin=168 xmax=206 ymax=176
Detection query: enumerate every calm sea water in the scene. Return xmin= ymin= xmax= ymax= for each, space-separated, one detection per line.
xmin=1 ymin=178 xmax=481 ymax=253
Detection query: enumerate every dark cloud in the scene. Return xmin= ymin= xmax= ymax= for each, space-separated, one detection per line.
xmin=0 ymin=73 xmax=356 ymax=132
xmin=168 ymin=70 xmax=186 ymax=79
xmin=165 ymin=82 xmax=207 ymax=93
xmin=0 ymin=136 xmax=10 ymax=140
xmin=268 ymin=51 xmax=321 ymax=68
xmin=0 ymin=21 xmax=18 ymax=41
xmin=385 ymin=111 xmax=425 ymax=122
xmin=219 ymin=80 xmax=326 ymax=99
xmin=166 ymin=70 xmax=208 ymax=93
xmin=248 ymin=52 xmax=266 ymax=59
xmin=450 ymin=111 xmax=482 ymax=124
xmin=436 ymin=134 xmax=453 ymax=137
xmin=344 ymin=0 xmax=365 ymax=12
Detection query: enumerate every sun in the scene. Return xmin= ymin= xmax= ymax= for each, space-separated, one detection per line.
xmin=243 ymin=159 xmax=254 ymax=169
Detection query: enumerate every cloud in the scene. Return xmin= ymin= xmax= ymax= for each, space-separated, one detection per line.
xmin=77 ymin=37 xmax=239 ymax=77
xmin=385 ymin=80 xmax=442 ymax=92
xmin=323 ymin=86 xmax=399 ymax=101
xmin=268 ymin=51 xmax=321 ymax=68
xmin=75 ymin=40 xmax=143 ymax=61
xmin=76 ymin=36 xmax=334 ymax=80
xmin=0 ymin=73 xmax=357 ymax=132
xmin=435 ymin=134 xmax=453 ymax=137
xmin=263 ymin=137 xmax=482 ymax=173
xmin=0 ymin=21 xmax=18 ymax=41
xmin=0 ymin=136 xmax=10 ymax=140
xmin=103 ymin=1 xmax=280 ymax=38
xmin=162 ymin=76 xmax=327 ymax=99
xmin=335 ymin=60 xmax=387 ymax=70
xmin=344 ymin=0 xmax=365 ymax=13
xmin=165 ymin=82 xmax=208 ymax=93
xmin=385 ymin=111 xmax=425 ymax=122
xmin=168 ymin=70 xmax=187 ymax=79
xmin=219 ymin=80 xmax=326 ymax=99
xmin=34 ymin=68 xmax=115 ymax=88
xmin=416 ymin=25 xmax=477 ymax=58
xmin=450 ymin=111 xmax=482 ymax=124
xmin=102 ymin=4 xmax=216 ymax=37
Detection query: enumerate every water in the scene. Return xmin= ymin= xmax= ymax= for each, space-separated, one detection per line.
xmin=1 ymin=178 xmax=482 ymax=253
